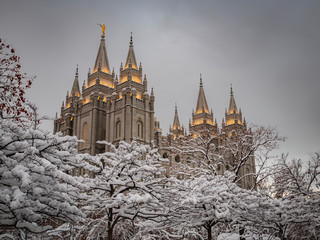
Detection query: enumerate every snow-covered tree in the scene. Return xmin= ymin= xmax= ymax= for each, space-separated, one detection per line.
xmin=168 ymin=125 xmax=284 ymax=190
xmin=167 ymin=128 xmax=221 ymax=178
xmin=219 ymin=125 xmax=284 ymax=189
xmin=0 ymin=40 xmax=91 ymax=239
xmin=76 ymin=141 xmax=169 ymax=240
xmin=234 ymin=153 xmax=320 ymax=240
xmin=162 ymin=172 xmax=248 ymax=240
xmin=0 ymin=107 xmax=92 ymax=239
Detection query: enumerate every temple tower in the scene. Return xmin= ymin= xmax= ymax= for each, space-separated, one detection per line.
xmin=221 ymin=85 xmax=247 ymax=135
xmin=105 ymin=33 xmax=155 ymax=147
xmin=189 ymin=75 xmax=218 ymax=137
xmin=221 ymin=86 xmax=255 ymax=189
xmin=169 ymin=104 xmax=185 ymax=139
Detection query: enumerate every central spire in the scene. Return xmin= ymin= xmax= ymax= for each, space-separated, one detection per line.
xmin=196 ymin=74 xmax=209 ymax=114
xmin=93 ymin=34 xmax=111 ymax=74
xmin=125 ymin=32 xmax=138 ymax=69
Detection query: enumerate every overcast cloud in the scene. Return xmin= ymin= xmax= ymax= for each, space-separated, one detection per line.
xmin=1 ymin=0 xmax=319 ymax=159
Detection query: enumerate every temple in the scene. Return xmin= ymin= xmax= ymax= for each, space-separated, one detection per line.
xmin=54 ymin=30 xmax=255 ymax=189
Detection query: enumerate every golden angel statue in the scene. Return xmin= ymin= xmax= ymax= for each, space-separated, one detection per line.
xmin=97 ymin=23 xmax=106 ymax=36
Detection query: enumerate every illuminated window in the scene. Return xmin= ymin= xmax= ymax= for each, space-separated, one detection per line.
xmin=82 ymin=122 xmax=88 ymax=148
xmin=137 ymin=121 xmax=143 ymax=138
xmin=116 ymin=121 xmax=121 ymax=139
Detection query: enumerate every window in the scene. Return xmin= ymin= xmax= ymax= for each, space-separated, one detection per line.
xmin=163 ymin=152 xmax=168 ymax=159
xmin=82 ymin=122 xmax=88 ymax=148
xmin=116 ymin=121 xmax=121 ymax=139
xmin=137 ymin=121 xmax=143 ymax=138
xmin=175 ymin=155 xmax=180 ymax=163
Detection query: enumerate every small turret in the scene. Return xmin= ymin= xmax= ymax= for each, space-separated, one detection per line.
xmin=143 ymin=74 xmax=147 ymax=90
xmin=114 ymin=75 xmax=119 ymax=87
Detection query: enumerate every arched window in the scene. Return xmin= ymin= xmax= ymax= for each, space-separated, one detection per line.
xmin=175 ymin=155 xmax=180 ymax=163
xmin=137 ymin=121 xmax=143 ymax=138
xmin=116 ymin=121 xmax=121 ymax=139
xmin=82 ymin=122 xmax=88 ymax=148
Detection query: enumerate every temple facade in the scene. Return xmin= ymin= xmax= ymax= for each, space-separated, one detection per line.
xmin=54 ymin=33 xmax=154 ymax=155
xmin=54 ymin=31 xmax=255 ymax=189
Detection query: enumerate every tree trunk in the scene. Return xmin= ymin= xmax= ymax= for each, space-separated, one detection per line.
xmin=107 ymin=228 xmax=113 ymax=240
xmin=239 ymin=227 xmax=245 ymax=240
xmin=207 ymin=227 xmax=212 ymax=240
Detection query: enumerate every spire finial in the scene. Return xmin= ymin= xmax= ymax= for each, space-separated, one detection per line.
xmin=76 ymin=64 xmax=79 ymax=76
xmin=130 ymin=32 xmax=133 ymax=45
xmin=175 ymin=103 xmax=177 ymax=112
xmin=230 ymin=83 xmax=233 ymax=95
xmin=97 ymin=23 xmax=106 ymax=36
xmin=200 ymin=74 xmax=203 ymax=86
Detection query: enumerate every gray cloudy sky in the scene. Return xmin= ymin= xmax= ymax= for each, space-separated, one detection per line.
xmin=1 ymin=0 xmax=319 ymax=159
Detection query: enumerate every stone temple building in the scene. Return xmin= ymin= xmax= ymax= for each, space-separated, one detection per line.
xmin=54 ymin=30 xmax=255 ymax=189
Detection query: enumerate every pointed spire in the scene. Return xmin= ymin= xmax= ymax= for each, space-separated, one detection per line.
xmin=228 ymin=84 xmax=238 ymax=114
xmin=151 ymin=87 xmax=154 ymax=96
xmin=173 ymin=104 xmax=181 ymax=130
xmin=93 ymin=34 xmax=110 ymax=73
xmin=125 ymin=32 xmax=138 ymax=69
xmin=71 ymin=65 xmax=80 ymax=97
xmin=196 ymin=74 xmax=209 ymax=114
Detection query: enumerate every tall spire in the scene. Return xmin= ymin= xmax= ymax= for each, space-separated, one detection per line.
xmin=172 ymin=104 xmax=181 ymax=130
xmin=196 ymin=74 xmax=209 ymax=114
xmin=125 ymin=32 xmax=138 ymax=69
xmin=71 ymin=65 xmax=80 ymax=97
xmin=228 ymin=84 xmax=238 ymax=114
xmin=93 ymin=34 xmax=110 ymax=73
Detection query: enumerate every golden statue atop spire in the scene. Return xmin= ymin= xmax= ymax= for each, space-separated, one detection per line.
xmin=97 ymin=23 xmax=106 ymax=36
